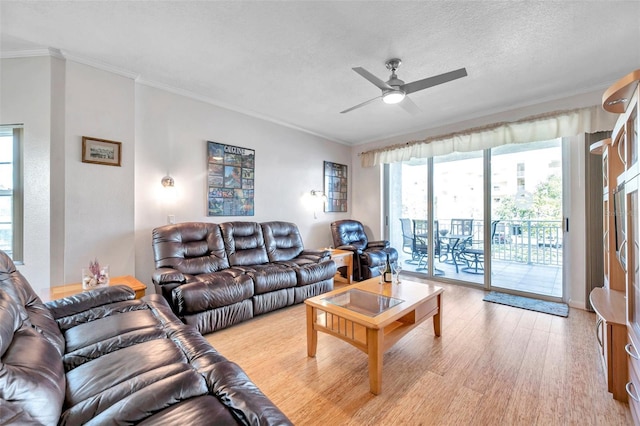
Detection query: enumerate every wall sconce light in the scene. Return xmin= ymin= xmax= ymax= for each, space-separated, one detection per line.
xmin=309 ymin=190 xmax=327 ymax=219
xmin=161 ymin=175 xmax=175 ymax=188
xmin=160 ymin=174 xmax=177 ymax=206
xmin=310 ymin=189 xmax=327 ymax=201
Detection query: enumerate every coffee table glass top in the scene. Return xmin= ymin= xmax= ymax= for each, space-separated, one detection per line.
xmin=322 ymin=288 xmax=404 ymax=317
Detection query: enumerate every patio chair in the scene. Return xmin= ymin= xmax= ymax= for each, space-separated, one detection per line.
xmin=459 ymin=220 xmax=500 ymax=274
xmin=412 ymin=219 xmax=444 ymax=275
xmin=399 ymin=218 xmax=416 ymax=260
xmin=440 ymin=218 xmax=474 ymax=272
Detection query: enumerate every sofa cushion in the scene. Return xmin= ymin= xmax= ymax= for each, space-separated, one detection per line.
xmin=138 ymin=395 xmax=238 ymax=425
xmin=65 ymin=338 xmax=188 ymax=405
xmin=173 ymin=271 xmax=254 ymax=315
xmin=0 ymin=260 xmax=66 ymax=356
xmin=153 ymin=222 xmax=230 ymax=274
xmin=221 ymin=221 xmax=269 ymax=266
xmin=182 ymin=300 xmax=253 ymax=335
xmin=63 ymin=364 xmax=209 ymax=425
xmin=295 ymin=261 xmax=337 ymax=286
xmin=261 ymin=221 xmax=305 ymax=261
xmin=63 ymin=309 xmax=161 ymax=353
xmin=243 ymin=264 xmax=297 ymax=294
xmin=0 ymin=291 xmax=65 ymax=425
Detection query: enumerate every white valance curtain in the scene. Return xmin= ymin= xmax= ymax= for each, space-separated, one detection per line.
xmin=360 ymin=105 xmax=616 ymax=168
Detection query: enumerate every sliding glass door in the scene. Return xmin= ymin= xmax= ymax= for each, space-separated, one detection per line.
xmin=387 ymin=139 xmax=564 ymax=299
xmin=490 ymin=140 xmax=563 ymax=298
xmin=433 ymin=151 xmax=484 ymax=285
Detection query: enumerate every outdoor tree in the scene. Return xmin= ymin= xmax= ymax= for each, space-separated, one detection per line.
xmin=532 ymin=174 xmax=562 ymax=219
xmin=494 ymin=174 xmax=561 ymax=220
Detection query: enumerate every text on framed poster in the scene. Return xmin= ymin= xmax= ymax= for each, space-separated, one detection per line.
xmin=323 ymin=161 xmax=348 ymax=212
xmin=207 ymin=141 xmax=255 ymax=216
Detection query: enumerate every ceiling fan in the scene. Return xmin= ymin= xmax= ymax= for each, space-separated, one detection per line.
xmin=340 ymin=58 xmax=467 ymax=115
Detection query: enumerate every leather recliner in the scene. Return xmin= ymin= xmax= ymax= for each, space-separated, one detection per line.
xmin=0 ymin=249 xmax=291 ymax=425
xmin=152 ymin=221 xmax=336 ymax=334
xmin=330 ymin=220 xmax=399 ymax=281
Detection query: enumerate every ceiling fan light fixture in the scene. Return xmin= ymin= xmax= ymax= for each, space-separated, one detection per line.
xmin=382 ymin=90 xmax=405 ymax=104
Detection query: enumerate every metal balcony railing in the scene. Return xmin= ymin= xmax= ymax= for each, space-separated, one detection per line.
xmin=440 ymin=219 xmax=563 ymax=266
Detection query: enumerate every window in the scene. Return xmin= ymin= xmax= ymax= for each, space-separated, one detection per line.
xmin=0 ymin=125 xmax=23 ymax=261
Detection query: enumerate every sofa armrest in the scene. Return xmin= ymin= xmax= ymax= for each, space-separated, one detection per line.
xmin=368 ymin=240 xmax=390 ymax=249
xmin=335 ymin=244 xmax=362 ymax=254
xmin=153 ymin=267 xmax=186 ymax=285
xmin=44 ymin=285 xmax=135 ymax=320
xmin=300 ymin=249 xmax=331 ymax=261
xmin=200 ymin=361 xmax=293 ymax=426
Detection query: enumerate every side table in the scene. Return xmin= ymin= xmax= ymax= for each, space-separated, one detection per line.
xmin=329 ymin=249 xmax=353 ymax=284
xmin=47 ymin=275 xmax=147 ymax=301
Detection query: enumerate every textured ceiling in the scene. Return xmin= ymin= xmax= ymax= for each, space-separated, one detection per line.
xmin=1 ymin=1 xmax=639 ymax=146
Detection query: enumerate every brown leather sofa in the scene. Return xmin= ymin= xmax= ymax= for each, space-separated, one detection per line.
xmin=152 ymin=221 xmax=336 ymax=334
xmin=330 ymin=219 xmax=399 ymax=281
xmin=0 ymin=250 xmax=291 ymax=425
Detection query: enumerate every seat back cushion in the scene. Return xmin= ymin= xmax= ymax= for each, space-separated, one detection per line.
xmin=220 ymin=222 xmax=269 ymax=266
xmin=0 ymin=289 xmax=66 ymax=425
xmin=0 ymin=250 xmax=65 ymax=355
xmin=331 ymin=220 xmax=369 ymax=250
xmin=152 ymin=222 xmax=230 ymax=274
xmin=261 ymin=221 xmax=304 ymax=262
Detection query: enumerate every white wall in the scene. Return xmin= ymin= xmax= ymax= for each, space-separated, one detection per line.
xmin=349 ymin=90 xmax=610 ymax=307
xmin=1 ymin=55 xmax=351 ymax=291
xmin=0 ymin=56 xmax=52 ymax=290
xmin=62 ymin=62 xmax=136 ymax=283
xmin=134 ymin=84 xmax=351 ymax=289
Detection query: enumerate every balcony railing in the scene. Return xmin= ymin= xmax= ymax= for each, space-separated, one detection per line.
xmin=440 ymin=219 xmax=563 ymax=266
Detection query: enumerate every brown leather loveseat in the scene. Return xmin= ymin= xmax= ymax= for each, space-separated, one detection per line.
xmin=0 ymin=250 xmax=291 ymax=425
xmin=152 ymin=221 xmax=336 ymax=334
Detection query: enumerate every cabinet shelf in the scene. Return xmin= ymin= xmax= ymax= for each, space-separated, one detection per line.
xmin=590 ymin=138 xmax=611 ymax=155
xmin=590 ymin=287 xmax=626 ymax=325
xmin=603 ymin=69 xmax=640 ymax=113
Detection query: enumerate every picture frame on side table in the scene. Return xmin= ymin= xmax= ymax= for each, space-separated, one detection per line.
xmin=82 ymin=136 xmax=122 ymax=167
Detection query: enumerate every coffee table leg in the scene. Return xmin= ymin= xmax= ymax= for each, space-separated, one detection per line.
xmin=306 ymin=305 xmax=317 ymax=357
xmin=433 ymin=293 xmax=442 ymax=337
xmin=367 ymin=328 xmax=384 ymax=394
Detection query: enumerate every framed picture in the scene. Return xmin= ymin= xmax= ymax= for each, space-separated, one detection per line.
xmin=82 ymin=136 xmax=122 ymax=167
xmin=323 ymin=161 xmax=348 ymax=212
xmin=207 ymin=141 xmax=255 ymax=216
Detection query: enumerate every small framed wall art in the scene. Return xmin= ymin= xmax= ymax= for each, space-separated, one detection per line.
xmin=81 ymin=136 xmax=122 ymax=167
xmin=323 ymin=161 xmax=348 ymax=212
xmin=207 ymin=141 xmax=255 ymax=216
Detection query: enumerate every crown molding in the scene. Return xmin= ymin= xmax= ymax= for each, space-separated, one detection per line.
xmin=60 ymin=49 xmax=139 ymax=80
xmin=1 ymin=47 xmax=139 ymax=80
xmin=1 ymin=47 xmax=64 ymax=60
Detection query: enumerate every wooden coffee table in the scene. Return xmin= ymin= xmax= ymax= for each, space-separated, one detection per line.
xmin=305 ymin=277 xmax=443 ymax=394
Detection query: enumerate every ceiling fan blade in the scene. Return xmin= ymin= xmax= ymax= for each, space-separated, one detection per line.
xmin=352 ymin=67 xmax=393 ymax=90
xmin=340 ymin=96 xmax=381 ymax=114
xmin=401 ymin=67 xmax=467 ymax=95
xmin=398 ymin=96 xmax=421 ymax=115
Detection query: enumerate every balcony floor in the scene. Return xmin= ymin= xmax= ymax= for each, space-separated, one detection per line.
xmin=397 ymin=252 xmax=562 ymax=298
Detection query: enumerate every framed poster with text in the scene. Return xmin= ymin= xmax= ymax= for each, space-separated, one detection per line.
xmin=207 ymin=141 xmax=255 ymax=216
xmin=323 ymin=161 xmax=347 ymax=212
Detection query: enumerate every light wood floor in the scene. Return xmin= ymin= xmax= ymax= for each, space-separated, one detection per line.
xmin=205 ymin=279 xmax=632 ymax=425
